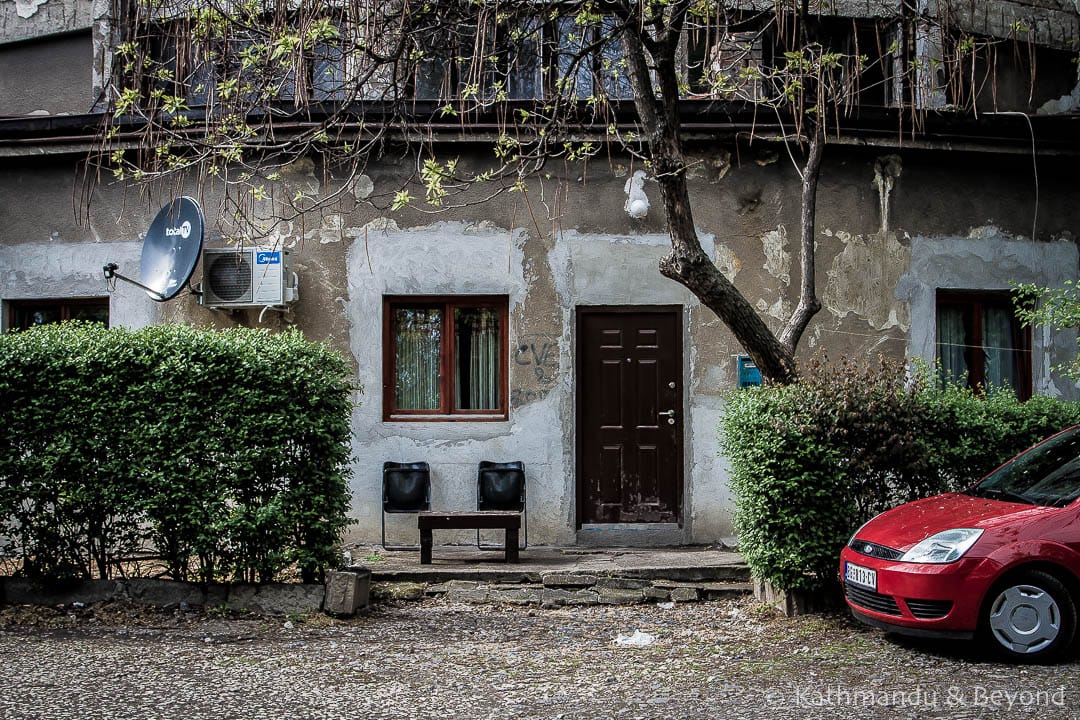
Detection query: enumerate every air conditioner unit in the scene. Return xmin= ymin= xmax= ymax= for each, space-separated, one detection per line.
xmin=198 ymin=247 xmax=299 ymax=308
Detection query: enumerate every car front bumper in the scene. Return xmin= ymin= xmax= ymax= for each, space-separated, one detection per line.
xmin=839 ymin=546 xmax=1002 ymax=636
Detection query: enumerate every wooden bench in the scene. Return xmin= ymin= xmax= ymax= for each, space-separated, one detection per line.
xmin=417 ymin=511 xmax=521 ymax=564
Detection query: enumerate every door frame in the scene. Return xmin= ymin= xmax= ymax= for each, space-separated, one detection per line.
xmin=574 ymin=304 xmax=685 ymax=528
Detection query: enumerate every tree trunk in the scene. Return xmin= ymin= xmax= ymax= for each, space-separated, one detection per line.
xmin=779 ymin=121 xmax=824 ymax=352
xmin=619 ymin=6 xmax=799 ymax=384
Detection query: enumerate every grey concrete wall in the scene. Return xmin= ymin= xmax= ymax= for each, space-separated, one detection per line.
xmin=0 ymin=240 xmax=157 ymax=330
xmin=0 ymin=31 xmax=94 ymax=115
xmin=0 ymin=0 xmax=93 ymax=45
xmin=0 ymin=0 xmax=94 ymax=45
xmin=1 ymin=143 xmax=1077 ymax=547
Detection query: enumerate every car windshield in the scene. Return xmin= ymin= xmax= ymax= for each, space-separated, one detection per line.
xmin=966 ymin=427 xmax=1080 ymax=507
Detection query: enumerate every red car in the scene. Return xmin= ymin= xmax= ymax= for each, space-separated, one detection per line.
xmin=840 ymin=425 xmax=1080 ymax=663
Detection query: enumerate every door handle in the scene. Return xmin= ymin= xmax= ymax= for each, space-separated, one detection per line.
xmin=658 ymin=410 xmax=676 ymax=417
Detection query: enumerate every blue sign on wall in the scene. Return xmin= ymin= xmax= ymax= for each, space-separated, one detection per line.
xmin=737 ymin=355 xmax=762 ymax=388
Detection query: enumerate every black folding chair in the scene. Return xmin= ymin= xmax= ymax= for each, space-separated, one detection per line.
xmin=476 ymin=460 xmax=527 ymax=550
xmin=382 ymin=461 xmax=431 ymax=551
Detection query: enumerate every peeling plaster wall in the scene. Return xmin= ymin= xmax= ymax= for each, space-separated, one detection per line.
xmin=898 ymin=231 xmax=1080 ymax=400
xmin=345 ymin=222 xmax=552 ymax=545
xmin=0 ymin=241 xmax=156 ymax=330
xmin=2 ymin=142 xmax=1079 ymax=546
xmin=0 ymin=0 xmax=99 ymax=115
xmin=0 ymin=0 xmax=93 ymax=44
xmin=344 ymin=222 xmax=733 ymax=545
xmin=821 ymin=229 xmax=911 ymax=332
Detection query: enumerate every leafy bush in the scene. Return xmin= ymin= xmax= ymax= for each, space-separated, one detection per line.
xmin=0 ymin=323 xmax=355 ymax=584
xmin=720 ymin=357 xmax=1080 ymax=593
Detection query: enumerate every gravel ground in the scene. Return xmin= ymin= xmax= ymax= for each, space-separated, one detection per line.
xmin=0 ymin=596 xmax=1076 ymax=720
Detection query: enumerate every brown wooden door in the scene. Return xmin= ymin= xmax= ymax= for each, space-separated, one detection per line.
xmin=577 ymin=307 xmax=682 ymax=524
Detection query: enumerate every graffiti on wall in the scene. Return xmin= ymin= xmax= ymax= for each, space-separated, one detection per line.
xmin=510 ymin=335 xmax=560 ymax=406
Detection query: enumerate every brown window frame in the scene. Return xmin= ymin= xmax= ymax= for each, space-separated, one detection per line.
xmin=5 ymin=297 xmax=111 ymax=332
xmin=936 ymin=289 xmax=1032 ymax=400
xmin=382 ymin=295 xmax=509 ymax=422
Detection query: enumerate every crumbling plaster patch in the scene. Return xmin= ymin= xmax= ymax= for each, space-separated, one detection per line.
xmin=761 ymin=225 xmax=791 ymax=285
xmin=14 ymin=0 xmax=49 ymax=20
xmin=340 ymin=221 xmax=741 ymax=543
xmin=2 ymin=0 xmax=93 ymax=45
xmin=713 ymin=243 xmax=740 ymax=282
xmin=821 ymin=228 xmax=911 ymax=331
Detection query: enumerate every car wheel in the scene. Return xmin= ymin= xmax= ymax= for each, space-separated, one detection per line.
xmin=982 ymin=569 xmax=1077 ymax=663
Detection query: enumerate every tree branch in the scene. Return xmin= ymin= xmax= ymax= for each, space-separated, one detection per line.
xmin=779 ymin=119 xmax=824 ymax=353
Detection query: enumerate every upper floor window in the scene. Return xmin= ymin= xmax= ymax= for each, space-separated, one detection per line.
xmin=383 ymin=296 xmax=508 ymax=421
xmin=682 ymin=15 xmax=898 ymax=106
xmin=134 ymin=11 xmax=907 ymax=109
xmin=685 ymin=23 xmax=768 ymax=100
xmin=936 ymin=290 xmax=1031 ymax=399
xmin=5 ymin=298 xmax=110 ymax=332
xmin=408 ymin=15 xmax=631 ymax=102
xmin=141 ymin=18 xmax=350 ymax=107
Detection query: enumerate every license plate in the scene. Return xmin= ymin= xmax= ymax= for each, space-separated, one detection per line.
xmin=845 ymin=561 xmax=877 ymax=591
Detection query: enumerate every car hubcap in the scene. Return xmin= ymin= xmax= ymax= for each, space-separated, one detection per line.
xmin=989 ymin=584 xmax=1061 ymax=654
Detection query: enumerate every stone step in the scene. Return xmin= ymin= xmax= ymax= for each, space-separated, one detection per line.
xmin=369 ymin=563 xmax=751 ymax=586
xmin=373 ymin=576 xmax=754 ymax=607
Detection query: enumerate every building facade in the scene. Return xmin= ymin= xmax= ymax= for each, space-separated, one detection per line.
xmin=2 ymin=0 xmax=1078 ymax=547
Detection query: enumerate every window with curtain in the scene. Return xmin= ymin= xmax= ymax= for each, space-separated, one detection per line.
xmin=384 ymin=296 xmax=507 ymax=420
xmin=936 ymin=290 xmax=1031 ymax=400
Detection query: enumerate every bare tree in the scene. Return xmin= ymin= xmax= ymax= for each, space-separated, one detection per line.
xmin=92 ymin=0 xmax=1037 ymax=382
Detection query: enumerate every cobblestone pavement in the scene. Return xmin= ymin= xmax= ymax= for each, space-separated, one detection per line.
xmin=0 ymin=597 xmax=1077 ymax=720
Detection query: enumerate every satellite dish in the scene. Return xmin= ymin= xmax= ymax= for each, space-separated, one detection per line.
xmin=139 ymin=197 xmax=205 ymax=301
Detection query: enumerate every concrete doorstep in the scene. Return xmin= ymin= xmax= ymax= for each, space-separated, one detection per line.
xmin=413 ymin=574 xmax=754 ymax=608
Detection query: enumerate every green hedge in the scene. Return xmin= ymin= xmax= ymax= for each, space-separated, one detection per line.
xmin=0 ymin=323 xmax=355 ymax=584
xmin=720 ymin=358 xmax=1080 ymax=593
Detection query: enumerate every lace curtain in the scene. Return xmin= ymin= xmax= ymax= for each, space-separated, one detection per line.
xmin=983 ymin=306 xmax=1018 ymax=391
xmin=937 ymin=302 xmax=1022 ymax=394
xmin=936 ymin=306 xmax=969 ymax=387
xmin=395 ymin=308 xmax=441 ymax=410
xmin=454 ymin=307 xmax=500 ymax=410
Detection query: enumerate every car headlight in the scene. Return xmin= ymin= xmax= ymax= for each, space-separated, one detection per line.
xmin=900 ymin=529 xmax=984 ymax=564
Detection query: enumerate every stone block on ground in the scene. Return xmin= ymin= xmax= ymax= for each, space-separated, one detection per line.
xmin=541 ymin=588 xmax=601 ymax=607
xmin=643 ymin=586 xmax=672 ymax=601
xmin=753 ymin=579 xmax=839 ymax=617
xmin=424 ymin=580 xmax=479 ymax=595
xmin=372 ymin=582 xmax=426 ymax=602
xmin=324 ymin=570 xmax=371 ymax=616
xmin=447 ymin=587 xmax=492 ymax=603
xmin=701 ymin=582 xmax=754 ymax=600
xmin=122 ymin=579 xmax=209 ymax=609
xmin=493 ymin=587 xmax=543 ymax=605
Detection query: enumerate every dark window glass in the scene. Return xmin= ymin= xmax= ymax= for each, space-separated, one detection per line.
xmin=8 ymin=298 xmax=110 ymax=332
